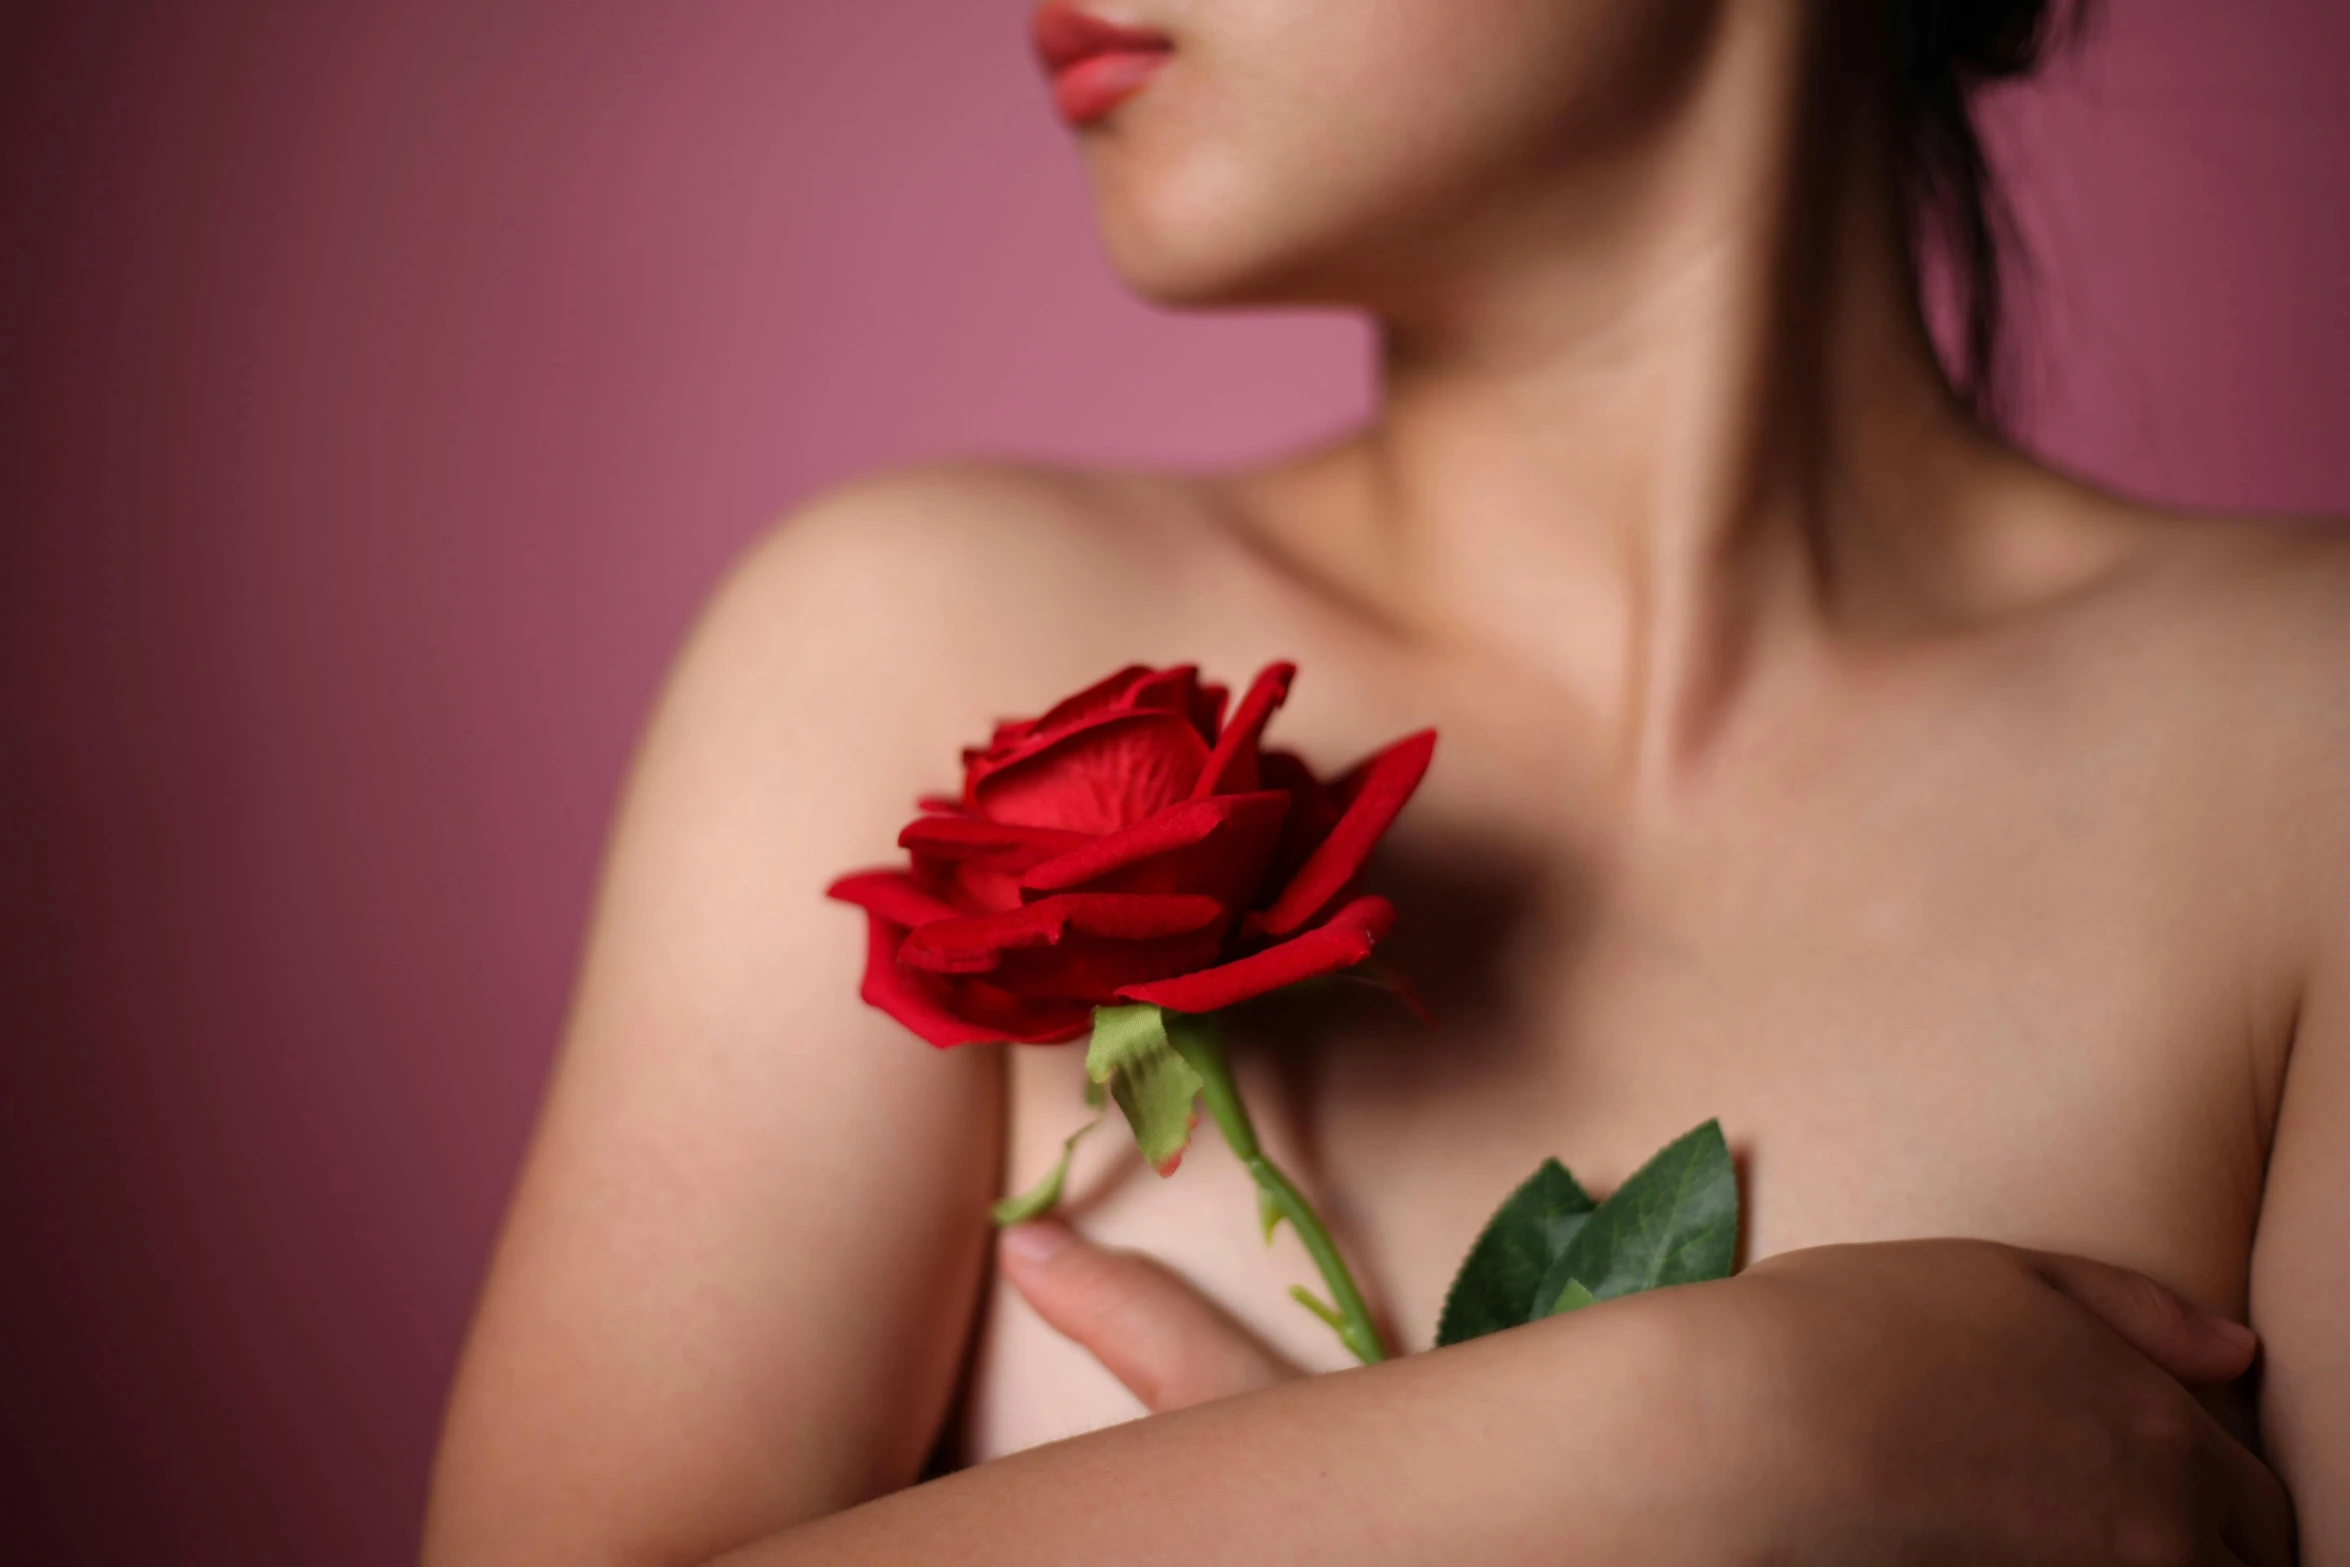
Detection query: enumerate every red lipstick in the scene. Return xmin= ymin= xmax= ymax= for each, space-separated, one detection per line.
xmin=1031 ymin=3 xmax=1173 ymax=128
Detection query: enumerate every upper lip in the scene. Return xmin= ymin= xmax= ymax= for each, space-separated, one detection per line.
xmin=1030 ymin=3 xmax=1173 ymax=75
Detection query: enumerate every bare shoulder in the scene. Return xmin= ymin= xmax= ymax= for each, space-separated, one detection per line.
xmin=2002 ymin=465 xmax=2350 ymax=701
xmin=2100 ymin=500 xmax=2350 ymax=717
xmin=2132 ymin=501 xmax=2350 ymax=623
xmin=1977 ymin=475 xmax=2350 ymax=890
xmin=732 ymin=460 xmax=1232 ymax=655
xmin=674 ymin=458 xmax=1251 ymax=805
xmin=2078 ymin=495 xmax=2350 ymax=889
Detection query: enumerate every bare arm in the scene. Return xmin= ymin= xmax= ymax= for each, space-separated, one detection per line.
xmin=425 ymin=465 xmax=1316 ymax=1562
xmin=724 ymin=1231 xmax=2285 ymax=1566
xmin=2257 ymin=986 xmax=2350 ymax=1564
xmin=724 ymin=1297 xmax=1733 ymax=1567
xmin=424 ymin=484 xmax=1028 ymax=1564
xmin=2250 ymin=744 xmax=2350 ymax=1561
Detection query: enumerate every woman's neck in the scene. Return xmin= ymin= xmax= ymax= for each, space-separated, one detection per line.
xmin=1240 ymin=5 xmax=2014 ymax=785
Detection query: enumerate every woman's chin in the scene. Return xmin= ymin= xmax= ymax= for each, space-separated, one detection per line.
xmin=1095 ymin=221 xmax=1350 ymax=313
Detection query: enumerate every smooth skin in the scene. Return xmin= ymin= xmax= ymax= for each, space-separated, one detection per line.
xmin=424 ymin=0 xmax=2350 ymax=1561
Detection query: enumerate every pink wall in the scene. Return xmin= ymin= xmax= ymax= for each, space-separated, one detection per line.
xmin=1 ymin=3 xmax=2343 ymax=1560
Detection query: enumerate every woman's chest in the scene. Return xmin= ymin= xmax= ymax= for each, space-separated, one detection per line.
xmin=957 ymin=697 xmax=2287 ymax=1461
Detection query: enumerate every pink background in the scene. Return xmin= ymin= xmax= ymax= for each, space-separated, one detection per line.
xmin=2 ymin=3 xmax=2344 ymax=1560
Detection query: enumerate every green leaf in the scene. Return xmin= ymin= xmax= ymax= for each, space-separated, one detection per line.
xmin=1535 ymin=1120 xmax=1737 ymax=1318
xmin=988 ymin=1112 xmax=1105 ymax=1227
xmin=1550 ymin=1278 xmax=1599 ymax=1313
xmin=1435 ymin=1158 xmax=1598 ymax=1347
xmin=1085 ymin=1004 xmax=1204 ymax=1177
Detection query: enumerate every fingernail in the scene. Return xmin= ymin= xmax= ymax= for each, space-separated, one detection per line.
xmin=2207 ymin=1314 xmax=2258 ymax=1355
xmin=1000 ymin=1221 xmax=1072 ymax=1265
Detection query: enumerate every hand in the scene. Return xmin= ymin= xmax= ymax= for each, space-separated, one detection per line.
xmin=1003 ymin=1224 xmax=2294 ymax=1565
xmin=997 ymin=1219 xmax=1303 ymax=1413
xmin=1721 ymin=1240 xmax=2296 ymax=1566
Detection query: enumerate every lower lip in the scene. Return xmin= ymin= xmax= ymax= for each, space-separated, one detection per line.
xmin=1052 ymin=50 xmax=1170 ymax=127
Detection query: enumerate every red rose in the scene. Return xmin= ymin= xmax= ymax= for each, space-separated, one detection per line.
xmin=829 ymin=662 xmax=1436 ymax=1047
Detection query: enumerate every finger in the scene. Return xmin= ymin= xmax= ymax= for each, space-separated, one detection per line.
xmin=998 ymin=1220 xmax=1303 ymax=1413
xmin=2029 ymin=1251 xmax=2258 ymax=1385
xmin=2199 ymin=1417 xmax=2298 ymax=1567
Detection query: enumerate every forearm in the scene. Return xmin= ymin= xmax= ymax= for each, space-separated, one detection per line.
xmin=2252 ymin=937 xmax=2350 ymax=1564
xmin=715 ymin=1297 xmax=1749 ymax=1567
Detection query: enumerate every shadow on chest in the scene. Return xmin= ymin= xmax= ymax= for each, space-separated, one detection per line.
xmin=1234 ymin=777 xmax=2265 ymax=1314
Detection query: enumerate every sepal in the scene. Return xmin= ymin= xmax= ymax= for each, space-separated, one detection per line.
xmin=1085 ymin=1003 xmax=1205 ymax=1176
xmin=989 ymin=1111 xmax=1105 ymax=1226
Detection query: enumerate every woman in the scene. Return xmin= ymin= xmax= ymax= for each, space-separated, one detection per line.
xmin=424 ymin=1 xmax=2345 ymax=1561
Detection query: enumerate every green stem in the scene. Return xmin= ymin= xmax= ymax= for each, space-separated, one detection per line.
xmin=1169 ymin=1017 xmax=1390 ymax=1365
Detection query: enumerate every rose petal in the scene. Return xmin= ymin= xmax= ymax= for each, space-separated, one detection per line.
xmin=971 ymin=711 xmax=1212 ymax=834
xmin=1019 ymin=791 xmax=1289 ymax=904
xmin=849 ymin=911 xmax=1017 ymax=1047
xmin=1257 ymin=729 xmax=1436 ymax=938
xmin=1189 ymin=662 xmax=1294 ymax=799
xmin=899 ymin=893 xmax=1228 ymax=973
xmin=898 ymin=816 xmax=1091 ymax=861
xmin=827 ymin=870 xmax=964 ymax=930
xmin=1359 ymin=956 xmax=1437 ymax=1027
xmin=949 ymin=975 xmax=1093 ymax=1043
xmin=970 ymin=665 xmax=1205 ymax=771
xmin=1255 ymin=746 xmax=1340 ymax=892
xmin=934 ymin=859 xmax=1026 ymax=914
xmin=1000 ymin=664 xmax=1156 ymax=743
xmin=899 ymin=816 xmax=1093 ymax=910
xmin=992 ymin=925 xmax=1232 ymax=1003
xmin=1126 ymin=665 xmax=1212 ymax=725
xmin=1191 ymin=681 xmax=1231 ymax=745
xmin=1116 ymin=895 xmax=1397 ymax=1013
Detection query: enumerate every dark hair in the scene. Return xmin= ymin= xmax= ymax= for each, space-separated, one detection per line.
xmin=1890 ymin=0 xmax=2086 ymax=417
